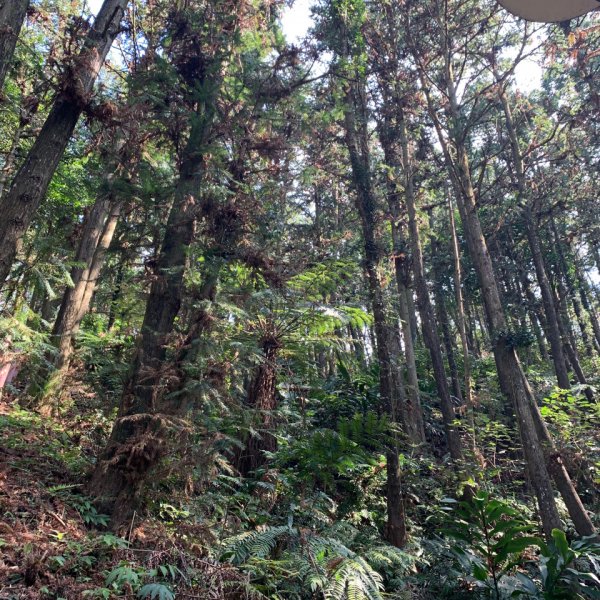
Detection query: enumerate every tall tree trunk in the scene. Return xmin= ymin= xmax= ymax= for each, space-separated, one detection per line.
xmin=88 ymin=154 xmax=204 ymax=520
xmin=342 ymin=62 xmax=406 ymax=547
xmin=398 ymin=112 xmax=462 ymax=461
xmin=549 ymin=218 xmax=593 ymax=366
xmin=429 ymin=212 xmax=463 ymax=406
xmin=517 ymin=268 xmax=550 ymax=363
xmin=28 ymin=190 xmax=122 ymax=408
xmin=107 ymin=248 xmax=125 ymax=332
xmin=0 ymin=0 xmax=29 ymax=92
xmin=464 ymin=294 xmax=479 ymax=357
xmin=0 ymin=0 xmax=127 ymax=287
xmin=88 ymin=3 xmax=247 ymax=516
xmin=495 ymin=82 xmax=570 ymax=389
xmin=449 ymin=149 xmax=561 ymax=538
xmin=574 ymin=261 xmax=600 ymax=350
xmin=447 ymin=194 xmax=477 ymax=454
xmin=551 ymin=264 xmax=594 ymax=400
xmin=379 ymin=119 xmax=426 ymax=445
xmin=420 ymin=39 xmax=595 ymax=537
xmin=416 ymin=35 xmax=561 ymax=536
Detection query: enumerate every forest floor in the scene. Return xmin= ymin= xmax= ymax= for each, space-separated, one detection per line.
xmin=3 ymin=381 xmax=595 ymax=599
xmin=0 ymin=392 xmax=274 ymax=600
xmin=0 ymin=397 xmax=107 ymax=598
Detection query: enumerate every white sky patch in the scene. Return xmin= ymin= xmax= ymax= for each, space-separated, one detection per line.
xmin=514 ymin=58 xmax=543 ymax=92
xmin=281 ymin=0 xmax=313 ymax=43
xmin=88 ymin=0 xmax=103 ymax=15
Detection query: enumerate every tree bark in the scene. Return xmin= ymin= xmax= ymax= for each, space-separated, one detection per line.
xmin=398 ymin=112 xmax=462 ymax=461
xmin=414 ymin=28 xmax=562 ymax=535
xmin=378 ymin=118 xmax=426 ymax=445
xmin=574 ymin=260 xmax=600 ymax=351
xmin=494 ymin=81 xmax=570 ymax=389
xmin=0 ymin=0 xmax=29 ymax=92
xmin=341 ymin=55 xmax=407 ymax=546
xmin=88 ymin=150 xmax=205 ymax=520
xmin=53 ymin=198 xmax=122 ymax=371
xmin=429 ymin=212 xmax=463 ymax=406
xmin=0 ymin=0 xmax=128 ymax=287
xmin=447 ymin=194 xmax=477 ymax=454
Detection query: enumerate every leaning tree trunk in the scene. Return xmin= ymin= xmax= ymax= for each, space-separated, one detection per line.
xmin=495 ymin=81 xmax=570 ymax=390
xmin=88 ymin=147 xmax=206 ymax=521
xmin=416 ymin=37 xmax=561 ymax=536
xmin=449 ymin=144 xmax=562 ymax=538
xmin=0 ymin=0 xmax=128 ymax=288
xmin=423 ymin=44 xmax=595 ymax=537
xmin=50 ymin=198 xmax=122 ymax=376
xmin=0 ymin=0 xmax=29 ymax=92
xmin=88 ymin=23 xmax=234 ymax=519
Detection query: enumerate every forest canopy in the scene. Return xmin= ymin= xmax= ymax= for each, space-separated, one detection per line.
xmin=0 ymin=0 xmax=599 ymax=598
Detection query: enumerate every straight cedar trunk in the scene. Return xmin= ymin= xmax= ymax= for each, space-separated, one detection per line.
xmin=372 ymin=7 xmax=426 ymax=446
xmin=423 ymin=36 xmax=595 ymax=537
xmin=0 ymin=0 xmax=127 ymax=288
xmin=397 ymin=111 xmax=462 ymax=461
xmin=447 ymin=194 xmax=477 ymax=453
xmin=495 ymin=81 xmax=570 ymax=389
xmin=550 ymin=257 xmax=594 ymax=401
xmin=0 ymin=0 xmax=29 ymax=92
xmin=555 ymin=220 xmax=600 ymax=355
xmin=342 ymin=68 xmax=406 ymax=548
xmin=463 ymin=294 xmax=479 ymax=358
xmin=415 ymin=28 xmax=560 ymax=536
xmin=515 ymin=265 xmax=551 ymax=364
xmin=429 ymin=211 xmax=463 ymax=405
xmin=378 ymin=120 xmax=425 ymax=445
xmin=445 ymin=144 xmax=562 ymax=538
xmin=30 ymin=192 xmax=122 ymax=408
xmin=573 ymin=260 xmax=600 ymax=350
xmin=553 ymin=287 xmax=592 ymax=395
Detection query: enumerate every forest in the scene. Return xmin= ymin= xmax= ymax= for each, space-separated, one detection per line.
xmin=0 ymin=0 xmax=599 ymax=597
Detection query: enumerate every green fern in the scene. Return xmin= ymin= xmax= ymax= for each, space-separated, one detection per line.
xmin=222 ymin=525 xmax=293 ymax=564
xmin=221 ymin=523 xmax=414 ymax=600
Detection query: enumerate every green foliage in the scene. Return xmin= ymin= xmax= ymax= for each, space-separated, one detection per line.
xmin=443 ymin=492 xmax=600 ymax=599
xmin=514 ymin=530 xmax=600 ymax=599
xmin=49 ymin=486 xmax=110 ymax=528
xmin=442 ymin=491 xmax=543 ymax=598
xmin=287 ymin=260 xmax=359 ymax=302
xmin=137 ymin=583 xmax=175 ymax=600
xmin=221 ymin=523 xmax=417 ymax=599
xmin=84 ymin=561 xmax=178 ymax=599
